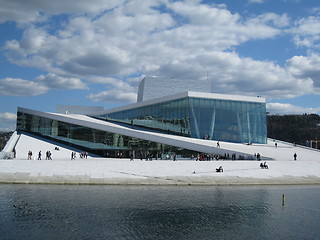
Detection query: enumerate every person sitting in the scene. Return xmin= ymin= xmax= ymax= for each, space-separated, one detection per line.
xmin=216 ymin=166 xmax=223 ymax=172
xmin=260 ymin=162 xmax=264 ymax=169
xmin=263 ymin=162 xmax=269 ymax=169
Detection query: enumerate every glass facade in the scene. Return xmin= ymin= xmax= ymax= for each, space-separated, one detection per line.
xmin=98 ymin=97 xmax=267 ymax=144
xmin=99 ymin=98 xmax=191 ymax=137
xmin=16 ymin=111 xmax=194 ymax=159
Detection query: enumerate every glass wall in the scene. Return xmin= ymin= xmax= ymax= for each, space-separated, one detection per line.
xmin=100 ymin=98 xmax=191 ymax=137
xmin=98 ymin=97 xmax=267 ymax=144
xmin=188 ymin=98 xmax=266 ymax=143
xmin=16 ymin=111 xmax=194 ymax=159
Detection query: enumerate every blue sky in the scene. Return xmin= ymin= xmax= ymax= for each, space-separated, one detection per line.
xmin=0 ymin=0 xmax=320 ymax=131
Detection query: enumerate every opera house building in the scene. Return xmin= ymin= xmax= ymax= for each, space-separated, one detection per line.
xmin=4 ymin=77 xmax=268 ymax=160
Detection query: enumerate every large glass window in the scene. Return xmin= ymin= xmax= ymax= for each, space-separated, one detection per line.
xmin=100 ymin=98 xmax=191 ymax=137
xmin=97 ymin=96 xmax=267 ymax=144
xmin=16 ymin=112 xmax=195 ymax=158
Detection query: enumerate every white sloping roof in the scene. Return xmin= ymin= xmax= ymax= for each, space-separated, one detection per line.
xmin=16 ymin=107 xmax=320 ymax=161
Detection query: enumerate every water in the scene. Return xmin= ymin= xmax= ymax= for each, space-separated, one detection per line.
xmin=0 ymin=184 xmax=319 ymax=240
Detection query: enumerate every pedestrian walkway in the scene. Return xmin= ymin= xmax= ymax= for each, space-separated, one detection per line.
xmin=1 ymin=158 xmax=320 ymax=185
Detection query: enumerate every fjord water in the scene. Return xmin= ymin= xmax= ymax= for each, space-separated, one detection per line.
xmin=0 ymin=184 xmax=319 ymax=240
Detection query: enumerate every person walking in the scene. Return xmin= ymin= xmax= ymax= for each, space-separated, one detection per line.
xmin=294 ymin=153 xmax=297 ymax=161
xmin=46 ymin=151 xmax=52 ymax=160
xmin=27 ymin=151 xmax=32 ymax=160
xmin=71 ymin=152 xmax=75 ymax=160
xmin=257 ymin=153 xmax=261 ymax=161
xmin=38 ymin=151 xmax=41 ymax=160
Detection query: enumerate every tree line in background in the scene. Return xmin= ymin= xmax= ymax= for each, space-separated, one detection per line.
xmin=1 ymin=114 xmax=320 ymax=151
xmin=0 ymin=131 xmax=14 ymax=151
xmin=267 ymin=114 xmax=320 ymax=148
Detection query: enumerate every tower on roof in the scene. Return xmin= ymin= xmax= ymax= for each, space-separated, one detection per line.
xmin=137 ymin=76 xmax=211 ymax=102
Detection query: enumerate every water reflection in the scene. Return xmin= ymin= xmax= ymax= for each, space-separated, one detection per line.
xmin=121 ymin=187 xmax=272 ymax=239
xmin=0 ymin=185 xmax=319 ymax=240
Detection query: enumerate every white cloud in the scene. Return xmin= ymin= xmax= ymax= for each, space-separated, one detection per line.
xmin=87 ymin=77 xmax=137 ymax=103
xmin=249 ymin=12 xmax=290 ymax=28
xmin=267 ymin=102 xmax=320 ymax=115
xmin=248 ymin=0 xmax=265 ymax=3
xmin=0 ymin=112 xmax=16 ymax=121
xmin=88 ymin=77 xmax=121 ymax=85
xmin=87 ymin=90 xmax=137 ymax=103
xmin=309 ymin=7 xmax=320 ymax=15
xmin=0 ymin=78 xmax=48 ymax=96
xmin=154 ymin=51 xmax=314 ymax=98
xmin=88 ymin=77 xmax=137 ymax=89
xmin=0 ymin=0 xmax=318 ymax=104
xmin=3 ymin=0 xmax=285 ymax=77
xmin=165 ymin=2 xmax=283 ymax=51
xmin=286 ymin=54 xmax=320 ymax=88
xmin=34 ymin=73 xmax=88 ymax=90
xmin=290 ymin=16 xmax=320 ymax=48
xmin=0 ymin=113 xmax=17 ymax=131
xmin=0 ymin=73 xmax=87 ymax=97
xmin=0 ymin=0 xmax=125 ymax=23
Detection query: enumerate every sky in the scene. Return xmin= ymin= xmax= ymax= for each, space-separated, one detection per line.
xmin=0 ymin=0 xmax=320 ymax=131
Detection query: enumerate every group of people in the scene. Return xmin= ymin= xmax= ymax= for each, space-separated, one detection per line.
xmin=254 ymin=153 xmax=261 ymax=161
xmin=116 ymin=152 xmax=124 ymax=159
xmin=194 ymin=152 xmax=239 ymax=161
xmin=260 ymin=162 xmax=269 ymax=169
xmin=79 ymin=152 xmax=88 ymax=159
xmin=37 ymin=150 xmax=52 ymax=160
xmin=216 ymin=166 xmax=223 ymax=172
xmin=27 ymin=150 xmax=52 ymax=160
xmin=71 ymin=151 xmax=89 ymax=160
xmin=27 ymin=146 xmax=64 ymax=160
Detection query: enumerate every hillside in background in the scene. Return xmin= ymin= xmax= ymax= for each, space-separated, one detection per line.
xmin=267 ymin=114 xmax=320 ymax=148
xmin=0 ymin=131 xmax=14 ymax=151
